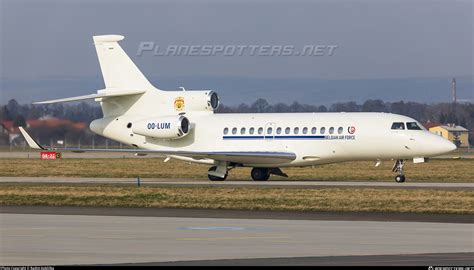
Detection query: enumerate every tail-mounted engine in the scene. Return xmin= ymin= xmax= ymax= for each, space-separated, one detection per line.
xmin=165 ymin=90 xmax=219 ymax=112
xmin=132 ymin=115 xmax=190 ymax=139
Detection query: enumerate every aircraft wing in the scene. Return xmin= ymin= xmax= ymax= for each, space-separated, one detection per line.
xmin=19 ymin=127 xmax=296 ymax=164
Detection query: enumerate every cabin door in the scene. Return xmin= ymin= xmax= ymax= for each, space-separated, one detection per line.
xmin=264 ymin=122 xmax=276 ymax=140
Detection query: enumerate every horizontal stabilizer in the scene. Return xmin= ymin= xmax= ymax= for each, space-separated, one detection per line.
xmin=33 ymin=89 xmax=146 ymax=104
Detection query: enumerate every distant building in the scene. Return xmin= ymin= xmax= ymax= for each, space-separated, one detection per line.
xmin=0 ymin=117 xmax=87 ymax=146
xmin=429 ymin=124 xmax=469 ymax=148
xmin=1 ymin=117 xmax=86 ymax=134
xmin=0 ymin=121 xmax=21 ymax=144
xmin=422 ymin=122 xmax=442 ymax=130
xmin=0 ymin=123 xmax=8 ymax=135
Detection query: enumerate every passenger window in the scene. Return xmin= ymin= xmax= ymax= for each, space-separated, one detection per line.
xmin=276 ymin=127 xmax=282 ymax=134
xmin=267 ymin=127 xmax=273 ymax=134
xmin=329 ymin=127 xmax=334 ymax=134
xmin=311 ymin=127 xmax=317 ymax=134
xmin=320 ymin=127 xmax=326 ymax=134
xmin=294 ymin=127 xmax=299 ymax=134
xmin=258 ymin=127 xmax=263 ymax=134
xmin=223 ymin=127 xmax=229 ymax=135
xmin=232 ymin=127 xmax=237 ymax=134
xmin=249 ymin=127 xmax=255 ymax=134
xmin=338 ymin=127 xmax=343 ymax=134
xmin=391 ymin=122 xmax=405 ymax=130
xmin=285 ymin=127 xmax=290 ymax=134
xmin=240 ymin=127 xmax=246 ymax=134
xmin=302 ymin=127 xmax=308 ymax=134
xmin=406 ymin=122 xmax=422 ymax=130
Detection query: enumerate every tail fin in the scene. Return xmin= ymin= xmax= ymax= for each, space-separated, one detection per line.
xmin=32 ymin=35 xmax=157 ymax=118
xmin=93 ymin=35 xmax=155 ymax=90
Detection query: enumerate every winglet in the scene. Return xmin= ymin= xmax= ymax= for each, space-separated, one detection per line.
xmin=19 ymin=127 xmax=45 ymax=150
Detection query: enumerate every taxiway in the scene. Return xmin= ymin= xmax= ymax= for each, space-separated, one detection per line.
xmin=1 ymin=177 xmax=472 ymax=190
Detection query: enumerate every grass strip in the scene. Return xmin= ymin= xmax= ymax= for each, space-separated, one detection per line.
xmin=1 ymin=158 xmax=473 ymax=182
xmin=0 ymin=184 xmax=472 ymax=214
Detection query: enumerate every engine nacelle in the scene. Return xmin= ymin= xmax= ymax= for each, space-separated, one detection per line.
xmin=165 ymin=90 xmax=219 ymax=112
xmin=132 ymin=115 xmax=190 ymax=139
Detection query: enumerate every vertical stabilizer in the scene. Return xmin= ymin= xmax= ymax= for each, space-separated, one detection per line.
xmin=93 ymin=35 xmax=156 ymax=90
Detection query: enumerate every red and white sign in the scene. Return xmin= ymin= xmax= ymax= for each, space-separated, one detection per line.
xmin=40 ymin=152 xmax=62 ymax=160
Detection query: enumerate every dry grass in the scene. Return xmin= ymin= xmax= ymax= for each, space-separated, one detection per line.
xmin=0 ymin=184 xmax=472 ymax=214
xmin=0 ymin=158 xmax=473 ymax=182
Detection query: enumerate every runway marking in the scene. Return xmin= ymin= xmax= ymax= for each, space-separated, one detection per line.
xmin=176 ymin=236 xmax=290 ymax=241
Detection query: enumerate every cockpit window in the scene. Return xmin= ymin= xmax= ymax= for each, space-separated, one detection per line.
xmin=391 ymin=122 xmax=405 ymax=130
xmin=406 ymin=122 xmax=422 ymax=130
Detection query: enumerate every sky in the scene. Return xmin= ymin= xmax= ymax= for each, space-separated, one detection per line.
xmin=0 ymin=0 xmax=473 ymax=104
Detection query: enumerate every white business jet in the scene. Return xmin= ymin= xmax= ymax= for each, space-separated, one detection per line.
xmin=19 ymin=35 xmax=456 ymax=183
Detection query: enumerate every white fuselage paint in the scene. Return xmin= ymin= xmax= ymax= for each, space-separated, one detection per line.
xmin=91 ymin=111 xmax=456 ymax=167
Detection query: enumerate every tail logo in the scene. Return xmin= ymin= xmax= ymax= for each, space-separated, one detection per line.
xmin=174 ymin=97 xmax=185 ymax=111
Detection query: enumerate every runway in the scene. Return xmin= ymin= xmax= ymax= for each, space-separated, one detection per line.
xmin=1 ymin=176 xmax=473 ymax=190
xmin=0 ymin=207 xmax=473 ymax=265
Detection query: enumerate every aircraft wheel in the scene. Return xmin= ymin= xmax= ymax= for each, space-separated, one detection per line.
xmin=395 ymin=174 xmax=405 ymax=183
xmin=208 ymin=166 xmax=227 ymax=181
xmin=251 ymin=168 xmax=270 ymax=181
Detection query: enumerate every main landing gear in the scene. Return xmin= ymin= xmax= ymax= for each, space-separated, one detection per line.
xmin=392 ymin=159 xmax=406 ymax=183
xmin=251 ymin=168 xmax=270 ymax=181
xmin=207 ymin=164 xmax=288 ymax=181
xmin=249 ymin=168 xmax=288 ymax=181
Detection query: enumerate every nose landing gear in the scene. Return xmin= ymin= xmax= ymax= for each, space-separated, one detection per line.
xmin=208 ymin=166 xmax=227 ymax=181
xmin=208 ymin=161 xmax=229 ymax=181
xmin=392 ymin=159 xmax=406 ymax=183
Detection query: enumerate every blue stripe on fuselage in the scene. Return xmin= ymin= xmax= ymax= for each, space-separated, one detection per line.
xmin=223 ymin=135 xmax=326 ymax=140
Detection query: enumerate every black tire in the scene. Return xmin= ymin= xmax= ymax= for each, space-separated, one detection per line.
xmin=395 ymin=174 xmax=405 ymax=183
xmin=251 ymin=168 xmax=270 ymax=181
xmin=208 ymin=166 xmax=227 ymax=181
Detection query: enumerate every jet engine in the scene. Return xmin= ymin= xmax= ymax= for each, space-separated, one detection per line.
xmin=165 ymin=90 xmax=220 ymax=112
xmin=184 ymin=90 xmax=219 ymax=111
xmin=132 ymin=115 xmax=190 ymax=139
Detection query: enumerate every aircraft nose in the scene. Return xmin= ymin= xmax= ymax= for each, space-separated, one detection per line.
xmin=437 ymin=136 xmax=457 ymax=154
xmin=422 ymin=132 xmax=457 ymax=156
xmin=444 ymin=140 xmax=457 ymax=152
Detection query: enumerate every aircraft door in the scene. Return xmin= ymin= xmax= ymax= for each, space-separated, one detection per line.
xmin=264 ymin=122 xmax=276 ymax=140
